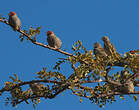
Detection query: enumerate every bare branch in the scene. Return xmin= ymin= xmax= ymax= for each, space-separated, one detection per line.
xmin=0 ymin=19 xmax=74 ymax=57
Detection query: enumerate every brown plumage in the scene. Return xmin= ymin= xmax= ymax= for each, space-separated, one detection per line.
xmin=119 ymin=80 xmax=135 ymax=93
xmin=102 ymin=36 xmax=121 ymax=59
xmin=120 ymin=71 xmax=135 ymax=93
xmin=93 ymin=42 xmax=107 ymax=58
xmin=29 ymin=83 xmax=46 ymax=95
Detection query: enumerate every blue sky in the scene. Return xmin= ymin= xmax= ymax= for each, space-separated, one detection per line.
xmin=0 ymin=0 xmax=139 ymax=110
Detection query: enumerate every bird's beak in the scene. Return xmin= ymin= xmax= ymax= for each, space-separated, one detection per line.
xmin=8 ymin=13 xmax=10 ymax=16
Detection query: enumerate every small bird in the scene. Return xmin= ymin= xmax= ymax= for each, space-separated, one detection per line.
xmin=29 ymin=83 xmax=46 ymax=95
xmin=102 ymin=36 xmax=121 ymax=59
xmin=93 ymin=42 xmax=107 ymax=58
xmin=129 ymin=50 xmax=139 ymax=70
xmin=102 ymin=36 xmax=116 ymax=55
xmin=119 ymin=80 xmax=135 ymax=93
xmin=46 ymin=31 xmax=62 ymax=49
xmin=120 ymin=71 xmax=135 ymax=93
xmin=130 ymin=50 xmax=136 ymax=54
xmin=8 ymin=11 xmax=21 ymax=31
xmin=129 ymin=50 xmax=139 ymax=57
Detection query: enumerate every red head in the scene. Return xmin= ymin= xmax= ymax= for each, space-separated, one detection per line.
xmin=130 ymin=50 xmax=136 ymax=54
xmin=47 ymin=31 xmax=54 ymax=36
xmin=8 ymin=12 xmax=16 ymax=16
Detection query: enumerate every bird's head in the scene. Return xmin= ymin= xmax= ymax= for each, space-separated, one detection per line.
xmin=8 ymin=12 xmax=16 ymax=16
xmin=130 ymin=50 xmax=136 ymax=54
xmin=94 ymin=42 xmax=101 ymax=48
xmin=47 ymin=31 xmax=54 ymax=36
xmin=102 ymin=36 xmax=110 ymax=42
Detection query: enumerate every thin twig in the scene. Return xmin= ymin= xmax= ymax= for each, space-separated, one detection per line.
xmin=0 ymin=19 xmax=74 ymax=57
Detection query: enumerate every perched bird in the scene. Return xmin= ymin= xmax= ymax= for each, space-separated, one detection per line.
xmin=130 ymin=50 xmax=136 ymax=54
xmin=102 ymin=36 xmax=121 ymax=59
xmin=8 ymin=12 xmax=21 ymax=31
xmin=129 ymin=50 xmax=139 ymax=57
xmin=29 ymin=83 xmax=46 ymax=95
xmin=120 ymin=71 xmax=135 ymax=93
xmin=130 ymin=50 xmax=139 ymax=54
xmin=129 ymin=50 xmax=139 ymax=71
xmin=93 ymin=42 xmax=107 ymax=58
xmin=119 ymin=80 xmax=135 ymax=93
xmin=46 ymin=31 xmax=62 ymax=49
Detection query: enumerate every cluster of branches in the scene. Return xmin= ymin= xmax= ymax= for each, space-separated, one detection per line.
xmin=0 ymin=16 xmax=139 ymax=108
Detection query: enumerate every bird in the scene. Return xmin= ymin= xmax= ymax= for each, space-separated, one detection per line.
xmin=129 ymin=50 xmax=139 ymax=57
xmin=46 ymin=31 xmax=62 ymax=49
xmin=93 ymin=42 xmax=107 ymax=59
xmin=119 ymin=80 xmax=135 ymax=93
xmin=29 ymin=83 xmax=46 ymax=95
xmin=102 ymin=36 xmax=121 ymax=59
xmin=129 ymin=50 xmax=139 ymax=71
xmin=120 ymin=71 xmax=135 ymax=93
xmin=8 ymin=11 xmax=21 ymax=31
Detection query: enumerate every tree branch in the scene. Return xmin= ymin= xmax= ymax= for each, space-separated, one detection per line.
xmin=0 ymin=19 xmax=74 ymax=57
xmin=0 ymin=18 xmax=128 ymax=68
xmin=0 ymin=79 xmax=62 ymax=94
xmin=97 ymin=91 xmax=139 ymax=98
xmin=13 ymin=81 xmax=70 ymax=105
